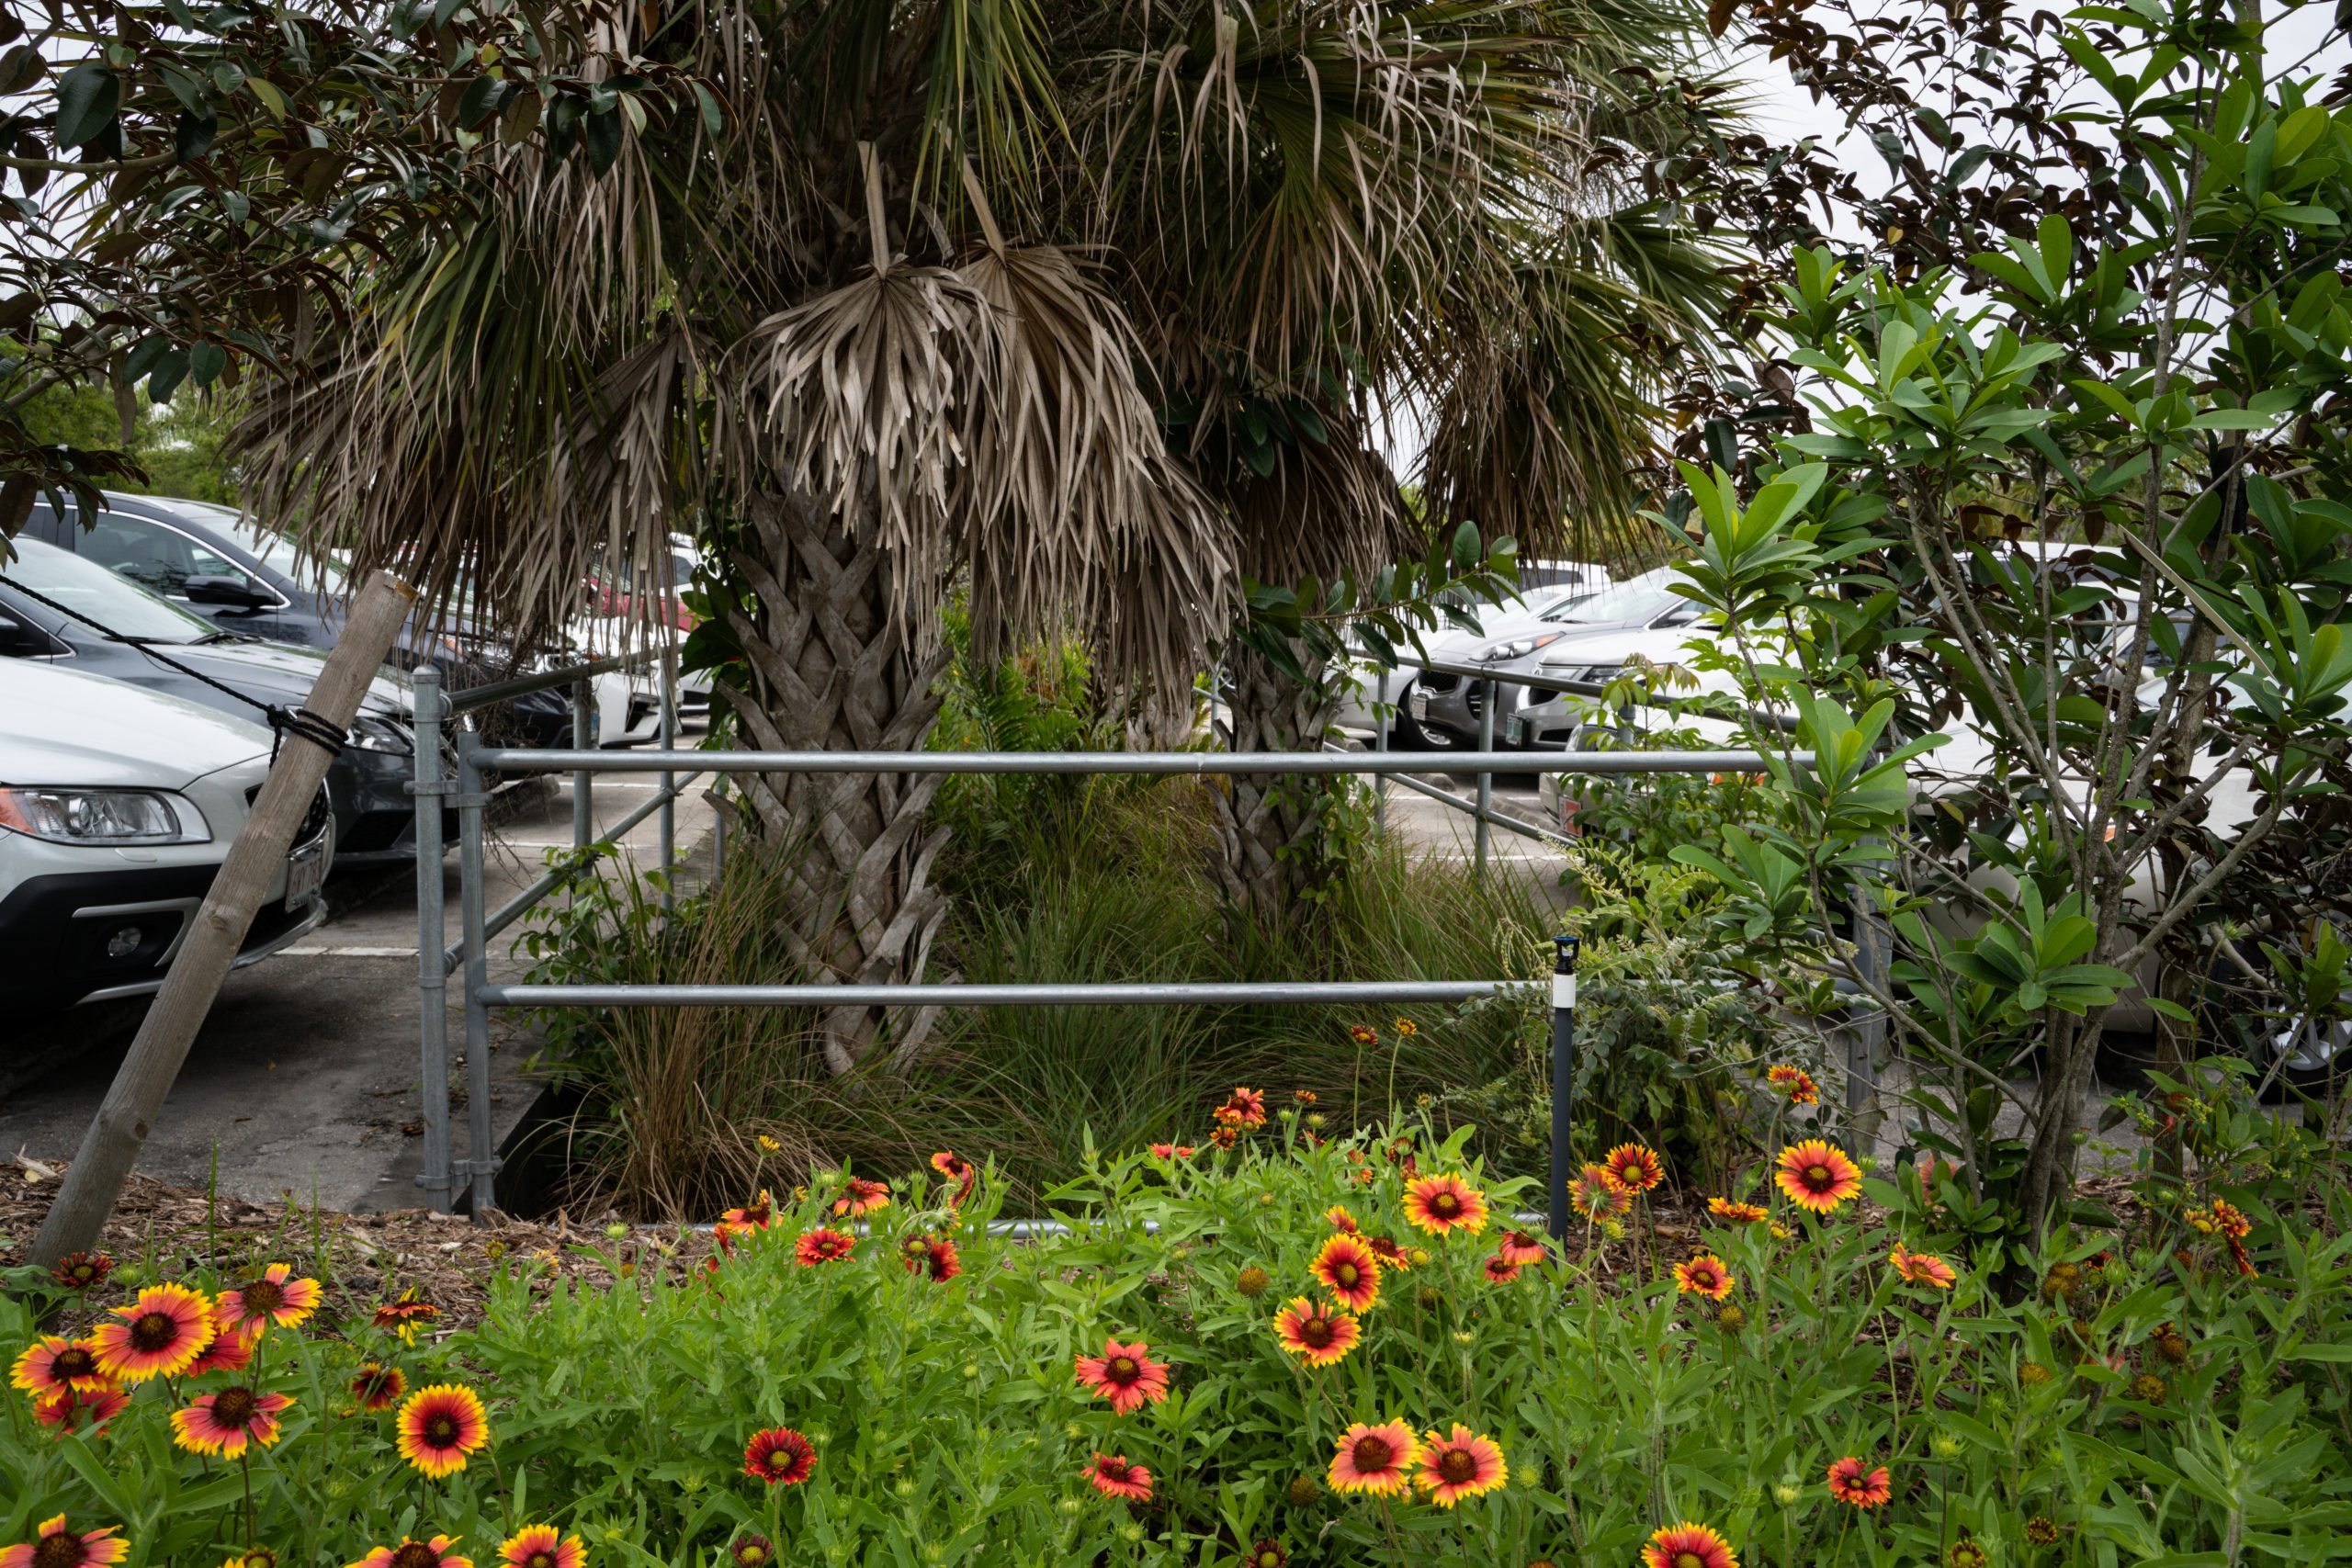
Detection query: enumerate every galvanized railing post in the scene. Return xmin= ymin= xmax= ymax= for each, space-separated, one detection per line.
xmin=408 ymin=670 xmax=456 ymax=1212
xmin=1475 ymin=678 xmax=1495 ymax=879
xmin=571 ymin=677 xmax=594 ymax=854
xmin=1373 ymin=670 xmax=1389 ymax=833
xmin=1546 ymin=934 xmax=1578 ymax=1241
xmin=659 ymin=647 xmax=677 ymax=910
xmin=455 ymin=734 xmax=500 ymax=1218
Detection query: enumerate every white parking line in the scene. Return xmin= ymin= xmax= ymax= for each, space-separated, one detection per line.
xmin=279 ymin=945 xmax=419 ymax=957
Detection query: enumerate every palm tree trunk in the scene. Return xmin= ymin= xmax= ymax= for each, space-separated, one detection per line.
xmin=716 ymin=492 xmax=953 ymax=1077
xmin=1211 ymin=639 xmax=1348 ymax=925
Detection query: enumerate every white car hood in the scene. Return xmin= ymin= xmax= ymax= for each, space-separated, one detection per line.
xmin=1 ymin=660 xmax=272 ymax=789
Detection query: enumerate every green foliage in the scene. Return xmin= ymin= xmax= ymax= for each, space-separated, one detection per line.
xmin=7 ymin=1111 xmax=2350 ymax=1568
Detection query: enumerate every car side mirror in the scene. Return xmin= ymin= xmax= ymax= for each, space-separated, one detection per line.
xmin=0 ymin=612 xmax=23 ymax=653
xmin=186 ymin=575 xmax=273 ymax=610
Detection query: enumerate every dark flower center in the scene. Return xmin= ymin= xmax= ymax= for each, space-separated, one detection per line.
xmin=53 ymin=1348 xmax=97 ymax=1380
xmin=1257 ymin=1553 xmax=1281 ymax=1568
xmin=130 ymin=1311 xmax=180 ymax=1351
xmin=1351 ymin=1436 xmax=1393 ymax=1472
xmin=34 ymin=1535 xmax=83 ymax=1568
xmin=1438 ymin=1450 xmax=1477 ymax=1483
xmin=427 ymin=1415 xmax=459 ymax=1446
xmin=1431 ymin=1193 xmax=1461 ymax=1217
xmin=214 ymin=1387 xmax=260 ymax=1427
xmin=735 ymin=1543 xmax=770 ymax=1566
xmin=1334 ymin=1263 xmax=1360 ymax=1286
xmin=243 ymin=1280 xmax=285 ymax=1313
xmin=1299 ymin=1317 xmax=1333 ymax=1348
xmin=1101 ymin=1460 xmax=1131 ymax=1482
xmin=528 ymin=1554 xmax=554 ymax=1568
xmin=1109 ymin=1357 xmax=1138 ymax=1382
xmin=1806 ymin=1165 xmax=1831 ymax=1187
xmin=390 ymin=1546 xmax=439 ymax=1568
xmin=1676 ymin=1554 xmax=1705 ymax=1568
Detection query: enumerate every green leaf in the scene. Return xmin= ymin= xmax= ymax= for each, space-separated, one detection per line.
xmin=53 ymin=62 xmax=121 ymax=150
xmin=691 ymin=81 xmax=724 ymax=140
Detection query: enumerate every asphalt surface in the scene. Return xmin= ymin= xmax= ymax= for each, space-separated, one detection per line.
xmin=1 ymin=751 xmax=716 ymax=1213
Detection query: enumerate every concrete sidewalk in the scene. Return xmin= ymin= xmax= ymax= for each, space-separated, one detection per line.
xmin=0 ymin=759 xmax=715 ymax=1212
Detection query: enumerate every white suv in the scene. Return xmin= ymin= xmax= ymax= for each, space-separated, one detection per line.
xmin=0 ymin=660 xmax=333 ymax=1010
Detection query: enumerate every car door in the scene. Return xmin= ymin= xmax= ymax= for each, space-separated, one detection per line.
xmin=72 ymin=511 xmax=290 ymax=639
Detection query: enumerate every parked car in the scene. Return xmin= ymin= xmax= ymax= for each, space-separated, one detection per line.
xmin=0 ymin=538 xmax=440 ymax=865
xmin=0 ymin=660 xmax=334 ymax=1010
xmin=1407 ymin=566 xmax=1707 ymax=746
xmin=586 ymin=532 xmax=705 ymax=633
xmin=17 ymin=492 xmax=573 ymax=746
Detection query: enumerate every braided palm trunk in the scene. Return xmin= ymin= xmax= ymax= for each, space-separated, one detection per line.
xmin=1211 ymin=640 xmax=1348 ymax=925
xmin=717 ymin=492 xmax=953 ymax=1077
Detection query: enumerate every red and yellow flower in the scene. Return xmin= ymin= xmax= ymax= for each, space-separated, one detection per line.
xmin=350 ymin=1362 xmax=408 ymax=1412
xmin=1085 ymin=1453 xmax=1152 ymax=1501
xmin=345 ymin=1537 xmax=471 ymax=1568
xmin=91 ymin=1283 xmax=216 ymax=1382
xmin=1402 ymin=1173 xmax=1489 ymax=1237
xmin=902 ymin=1235 xmax=961 ymax=1283
xmin=930 ymin=1150 xmax=978 ymax=1206
xmin=1246 ymin=1541 xmax=1286 ymax=1568
xmin=1496 ymin=1229 xmax=1548 ymax=1266
xmin=1570 ymin=1165 xmax=1632 ymax=1220
xmin=12 ymin=1337 xmax=112 ymax=1398
xmin=49 ymin=1252 xmax=113 ymax=1292
xmin=171 ymin=1385 xmax=293 ymax=1458
xmin=372 ymin=1291 xmax=440 ymax=1345
xmin=1889 ymin=1246 xmax=1957 ymax=1289
xmin=1326 ymin=1204 xmax=1360 ymax=1233
xmin=396 ymin=1384 xmax=489 ymax=1478
xmin=1148 ymin=1144 xmax=1194 ymax=1160
xmin=498 ymin=1528 xmax=583 ymax=1568
xmin=1222 ymin=1087 xmax=1267 ymax=1127
xmin=1272 ymin=1298 xmax=1362 ymax=1368
xmin=1414 ymin=1425 xmax=1507 ymax=1506
xmin=1481 ymin=1254 xmax=1522 ymax=1284
xmin=1641 ymin=1522 xmax=1738 ymax=1568
xmin=742 ymin=1427 xmax=817 ymax=1485
xmin=1826 ymin=1456 xmax=1892 ymax=1508
xmin=1775 ymin=1141 xmax=1862 ymax=1214
xmin=1348 ymin=1024 xmax=1379 ymax=1046
xmin=794 ymin=1228 xmax=856 ymax=1266
xmin=1074 ymin=1337 xmax=1170 ymax=1415
xmin=1766 ymin=1065 xmax=1820 ymax=1105
xmin=1 ymin=1517 xmax=129 ymax=1568
xmin=32 ymin=1386 xmax=129 ymax=1436
xmin=218 ymin=1263 xmax=322 ymax=1334
xmin=1312 ymin=1235 xmax=1385 ymax=1311
xmin=1673 ymin=1254 xmax=1735 ymax=1301
xmin=1363 ymin=1234 xmax=1413 ymax=1272
xmin=831 ymin=1178 xmax=890 ymax=1217
xmin=1327 ymin=1420 xmax=1419 ymax=1496
xmin=1604 ymin=1144 xmax=1666 ymax=1195
xmin=186 ymin=1323 xmax=259 ymax=1379
xmin=1707 ymin=1198 xmax=1768 ymax=1224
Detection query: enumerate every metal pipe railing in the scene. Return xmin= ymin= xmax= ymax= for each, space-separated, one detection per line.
xmin=478 ymin=980 xmax=1520 ymax=1009
xmin=446 ymin=653 xmax=631 ymax=716
xmin=470 ymin=747 xmax=1804 ymax=776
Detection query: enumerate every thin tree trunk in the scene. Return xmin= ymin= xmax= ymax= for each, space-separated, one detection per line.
xmin=716 ymin=492 xmax=953 ymax=1077
xmin=1210 ymin=640 xmax=1347 ymax=925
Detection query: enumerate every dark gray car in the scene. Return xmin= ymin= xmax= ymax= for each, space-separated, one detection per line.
xmin=0 ymin=538 xmax=441 ymax=865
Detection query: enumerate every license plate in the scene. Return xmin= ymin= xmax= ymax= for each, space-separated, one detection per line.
xmin=1506 ymin=716 xmax=1525 ymax=744
xmin=1408 ymin=690 xmax=1430 ymax=719
xmin=285 ymin=842 xmax=326 ymax=909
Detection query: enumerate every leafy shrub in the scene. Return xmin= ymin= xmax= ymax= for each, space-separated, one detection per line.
xmin=7 ymin=1112 xmax=2349 ymax=1568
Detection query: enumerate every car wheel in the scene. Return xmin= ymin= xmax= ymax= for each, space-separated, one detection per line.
xmin=1387 ymin=683 xmax=1453 ymax=751
xmin=2199 ymin=942 xmax=2352 ymax=1103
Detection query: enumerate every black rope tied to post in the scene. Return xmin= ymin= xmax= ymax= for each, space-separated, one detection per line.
xmin=0 ymin=574 xmax=346 ymax=762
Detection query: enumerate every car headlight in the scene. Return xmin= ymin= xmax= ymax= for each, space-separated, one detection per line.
xmin=0 ymin=787 xmax=209 ymax=845
xmin=348 ymin=715 xmax=415 ymax=755
xmin=1476 ymin=632 xmax=1567 ymax=661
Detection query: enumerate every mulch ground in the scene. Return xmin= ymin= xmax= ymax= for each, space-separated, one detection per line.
xmin=3 ymin=1152 xmax=2151 ymax=1332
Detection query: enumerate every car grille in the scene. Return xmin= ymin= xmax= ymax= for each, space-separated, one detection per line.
xmin=246 ymin=784 xmax=333 ymax=848
xmin=1420 ymin=672 xmax=1461 ymax=694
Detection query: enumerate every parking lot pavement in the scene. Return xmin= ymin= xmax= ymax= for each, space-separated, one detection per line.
xmin=0 ymin=757 xmax=714 ymax=1213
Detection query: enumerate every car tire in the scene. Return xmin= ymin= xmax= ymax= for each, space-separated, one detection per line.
xmin=1387 ymin=683 xmax=1453 ymax=751
xmin=2197 ymin=942 xmax=2351 ymax=1104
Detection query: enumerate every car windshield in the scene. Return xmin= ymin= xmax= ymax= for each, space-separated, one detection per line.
xmin=0 ymin=538 xmax=217 ymax=644
xmin=1542 ymin=571 xmax=1686 ymax=626
xmin=227 ymin=519 xmax=349 ymax=592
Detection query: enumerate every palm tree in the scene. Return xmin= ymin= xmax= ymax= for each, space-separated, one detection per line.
xmin=237 ymin=0 xmax=1728 ymax=1074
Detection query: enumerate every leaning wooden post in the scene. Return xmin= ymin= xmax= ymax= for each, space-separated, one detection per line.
xmin=29 ymin=570 xmax=417 ymax=1268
